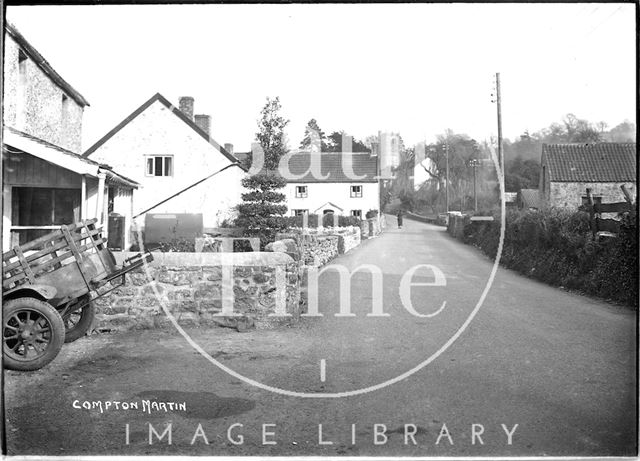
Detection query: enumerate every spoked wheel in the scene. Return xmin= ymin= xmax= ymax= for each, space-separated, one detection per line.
xmin=3 ymin=297 xmax=65 ymax=371
xmin=63 ymin=295 xmax=95 ymax=343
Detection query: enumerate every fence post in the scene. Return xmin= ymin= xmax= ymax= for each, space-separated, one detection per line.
xmin=620 ymin=184 xmax=633 ymax=204
xmin=586 ymin=188 xmax=597 ymax=239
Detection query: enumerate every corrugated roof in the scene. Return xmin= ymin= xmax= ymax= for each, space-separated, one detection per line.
xmin=543 ymin=143 xmax=636 ymax=182
xmin=280 ymin=152 xmax=379 ymax=183
xmin=5 ymin=22 xmax=90 ymax=107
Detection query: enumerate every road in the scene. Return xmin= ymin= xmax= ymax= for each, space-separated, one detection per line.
xmin=4 ymin=216 xmax=637 ymax=457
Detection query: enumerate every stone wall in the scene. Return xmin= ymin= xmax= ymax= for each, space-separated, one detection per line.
xmin=92 ymin=252 xmax=301 ymax=332
xmin=3 ymin=31 xmax=85 ymax=152
xmin=360 ymin=216 xmax=383 ymax=239
xmin=335 ymin=227 xmax=361 ymax=253
xmin=274 ymin=232 xmax=339 ymax=267
xmin=547 ymin=182 xmax=636 ymax=209
xmin=308 ymin=235 xmax=339 ymax=266
xmin=281 ymin=226 xmax=361 ymax=255
xmin=92 ymin=220 xmax=379 ymax=333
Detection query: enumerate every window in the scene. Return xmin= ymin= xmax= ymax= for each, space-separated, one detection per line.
xmin=11 ymin=187 xmax=80 ymax=244
xmin=351 ymin=210 xmax=362 ymax=218
xmin=350 ymin=185 xmax=363 ymax=198
xmin=146 ymin=156 xmax=173 ymax=176
xmin=292 ymin=209 xmax=308 ymax=216
xmin=295 ymin=185 xmax=308 ymax=198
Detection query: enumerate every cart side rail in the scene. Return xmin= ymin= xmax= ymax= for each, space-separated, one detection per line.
xmin=2 ymin=218 xmax=98 ymax=260
xmin=2 ymin=219 xmax=106 ymax=291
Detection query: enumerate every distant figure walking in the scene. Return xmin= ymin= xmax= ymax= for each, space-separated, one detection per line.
xmin=397 ymin=209 xmax=404 ymax=229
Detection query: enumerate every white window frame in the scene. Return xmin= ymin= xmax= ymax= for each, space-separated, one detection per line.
xmin=292 ymin=209 xmax=308 ymax=216
xmin=350 ymin=185 xmax=363 ymax=198
xmin=295 ymin=185 xmax=308 ymax=198
xmin=146 ymin=156 xmax=173 ymax=177
xmin=351 ymin=209 xmax=362 ymax=218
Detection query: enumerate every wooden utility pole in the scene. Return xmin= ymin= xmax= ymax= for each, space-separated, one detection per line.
xmin=474 ymin=163 xmax=477 ymax=212
xmin=496 ymin=72 xmax=504 ymax=171
xmin=470 ymin=159 xmax=479 ymax=212
xmin=445 ymin=142 xmax=450 ymax=213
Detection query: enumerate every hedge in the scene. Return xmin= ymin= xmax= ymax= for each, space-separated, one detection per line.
xmin=282 ymin=214 xmax=361 ymax=229
xmin=462 ymin=208 xmax=638 ymax=307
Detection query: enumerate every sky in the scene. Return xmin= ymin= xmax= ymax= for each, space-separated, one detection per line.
xmin=5 ymin=3 xmax=637 ymax=153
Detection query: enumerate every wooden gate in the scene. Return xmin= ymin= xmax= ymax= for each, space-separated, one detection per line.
xmin=583 ymin=185 xmax=635 ymax=239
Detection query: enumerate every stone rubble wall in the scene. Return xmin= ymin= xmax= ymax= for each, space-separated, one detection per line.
xmin=92 ymin=221 xmax=383 ymax=334
xmin=93 ymin=252 xmax=301 ymax=332
xmin=360 ymin=216 xmax=383 ymax=239
xmin=274 ymin=232 xmax=339 ymax=267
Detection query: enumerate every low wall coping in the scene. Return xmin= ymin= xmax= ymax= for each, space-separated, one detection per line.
xmin=316 ymin=235 xmax=339 ymax=241
xmin=113 ymin=251 xmax=295 ymax=267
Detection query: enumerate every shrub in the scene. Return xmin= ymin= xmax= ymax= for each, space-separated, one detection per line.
xmin=461 ymin=207 xmax=637 ymax=307
xmin=365 ymin=209 xmax=379 ymax=219
xmin=322 ymin=213 xmax=361 ymax=227
xmin=282 ymin=214 xmax=360 ymax=229
xmin=235 ymin=173 xmax=288 ymax=249
xmin=283 ymin=214 xmax=318 ymax=228
xmin=154 ymin=238 xmax=195 ymax=252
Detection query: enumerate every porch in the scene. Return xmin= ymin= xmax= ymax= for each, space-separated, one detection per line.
xmin=2 ymin=127 xmax=138 ymax=251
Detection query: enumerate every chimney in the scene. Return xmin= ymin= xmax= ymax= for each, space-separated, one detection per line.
xmin=194 ymin=114 xmax=211 ymax=136
xmin=224 ymin=143 xmax=234 ymax=155
xmin=179 ymin=96 xmax=194 ymax=121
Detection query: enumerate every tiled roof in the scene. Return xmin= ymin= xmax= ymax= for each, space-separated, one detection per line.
xmin=280 ymin=152 xmax=379 ymax=183
xmin=5 ymin=23 xmax=89 ymax=107
xmin=519 ymin=188 xmax=540 ymax=209
xmin=542 ymin=143 xmax=636 ymax=182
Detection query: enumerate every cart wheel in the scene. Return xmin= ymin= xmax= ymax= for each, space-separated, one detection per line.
xmin=3 ymin=297 xmax=65 ymax=371
xmin=63 ymin=295 xmax=96 ymax=343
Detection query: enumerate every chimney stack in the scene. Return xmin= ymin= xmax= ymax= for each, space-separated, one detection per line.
xmin=224 ymin=143 xmax=234 ymax=155
xmin=179 ymin=96 xmax=194 ymax=121
xmin=194 ymin=114 xmax=211 ymax=136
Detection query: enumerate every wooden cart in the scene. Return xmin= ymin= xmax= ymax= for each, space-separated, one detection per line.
xmin=2 ymin=219 xmax=153 ymax=371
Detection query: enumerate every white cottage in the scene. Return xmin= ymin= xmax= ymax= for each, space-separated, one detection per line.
xmin=281 ymin=152 xmax=380 ymax=219
xmin=83 ymin=93 xmax=246 ymax=233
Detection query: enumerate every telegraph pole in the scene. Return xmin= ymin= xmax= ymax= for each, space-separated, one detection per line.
xmin=469 ymin=159 xmax=480 ymax=212
xmin=495 ymin=72 xmax=504 ymax=170
xmin=444 ymin=142 xmax=449 ymax=213
xmin=474 ymin=163 xmax=477 ymax=211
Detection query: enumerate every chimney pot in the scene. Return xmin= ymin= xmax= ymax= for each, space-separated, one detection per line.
xmin=179 ymin=96 xmax=194 ymax=121
xmin=224 ymin=143 xmax=234 ymax=155
xmin=194 ymin=114 xmax=211 ymax=136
